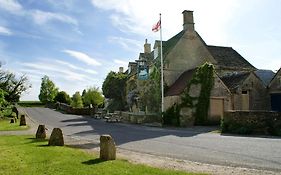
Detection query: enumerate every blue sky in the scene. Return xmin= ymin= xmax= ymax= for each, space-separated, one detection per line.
xmin=0 ymin=0 xmax=280 ymax=100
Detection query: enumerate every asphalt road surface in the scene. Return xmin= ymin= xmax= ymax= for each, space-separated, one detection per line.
xmin=25 ymin=107 xmax=281 ymax=172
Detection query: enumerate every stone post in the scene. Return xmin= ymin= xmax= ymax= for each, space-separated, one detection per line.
xmin=12 ymin=106 xmax=19 ymax=119
xmin=10 ymin=118 xmax=15 ymax=123
xmin=100 ymin=135 xmax=116 ymax=160
xmin=36 ymin=125 xmax=46 ymax=139
xmin=48 ymin=128 xmax=64 ymax=146
xmin=19 ymin=114 xmax=26 ymax=126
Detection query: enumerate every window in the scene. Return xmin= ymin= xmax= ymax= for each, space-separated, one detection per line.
xmin=242 ymin=90 xmax=248 ymax=94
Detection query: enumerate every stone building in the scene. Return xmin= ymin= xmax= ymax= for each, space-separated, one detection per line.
xmin=126 ymin=10 xmax=278 ymax=125
xmin=269 ymin=68 xmax=281 ymax=111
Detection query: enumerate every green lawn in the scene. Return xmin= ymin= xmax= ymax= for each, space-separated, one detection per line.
xmin=0 ymin=119 xmax=29 ymax=131
xmin=18 ymin=101 xmax=44 ymax=107
xmin=0 ymin=135 xmax=204 ymax=175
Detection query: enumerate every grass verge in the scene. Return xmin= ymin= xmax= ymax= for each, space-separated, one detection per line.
xmin=18 ymin=101 xmax=44 ymax=107
xmin=0 ymin=135 xmax=204 ymax=175
xmin=0 ymin=119 xmax=29 ymax=131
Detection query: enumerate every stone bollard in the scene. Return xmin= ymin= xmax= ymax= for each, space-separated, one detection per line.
xmin=12 ymin=106 xmax=19 ymax=119
xmin=36 ymin=125 xmax=46 ymax=139
xmin=100 ymin=135 xmax=116 ymax=160
xmin=48 ymin=128 xmax=64 ymax=146
xmin=19 ymin=115 xmax=26 ymax=126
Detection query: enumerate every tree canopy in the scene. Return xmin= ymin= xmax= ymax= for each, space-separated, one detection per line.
xmin=0 ymin=68 xmax=31 ymax=103
xmin=102 ymin=71 xmax=127 ymax=111
xmin=82 ymin=87 xmax=104 ymax=107
xmin=38 ymin=75 xmax=58 ymax=104
xmin=102 ymin=71 xmax=127 ymax=99
xmin=71 ymin=91 xmax=83 ymax=108
xmin=54 ymin=91 xmax=71 ymax=105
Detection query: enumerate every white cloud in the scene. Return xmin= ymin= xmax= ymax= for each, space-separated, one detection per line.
xmin=21 ymin=62 xmax=89 ymax=82
xmin=114 ymin=59 xmax=128 ymax=67
xmin=108 ymin=36 xmax=143 ymax=52
xmin=0 ymin=26 xmax=12 ymax=35
xmin=55 ymin=60 xmax=97 ymax=75
xmin=18 ymin=59 xmax=101 ymax=101
xmin=63 ymin=50 xmax=102 ymax=66
xmin=91 ymin=0 xmax=238 ymax=43
xmin=0 ymin=0 xmax=23 ymax=14
xmin=31 ymin=10 xmax=78 ymax=25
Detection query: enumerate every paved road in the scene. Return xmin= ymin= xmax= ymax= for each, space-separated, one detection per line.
xmin=25 ymin=107 xmax=281 ymax=172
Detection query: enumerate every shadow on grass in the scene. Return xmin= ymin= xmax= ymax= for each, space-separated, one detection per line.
xmin=26 ymin=137 xmax=48 ymax=143
xmin=82 ymin=158 xmax=106 ymax=165
xmin=67 ymin=142 xmax=99 ymax=150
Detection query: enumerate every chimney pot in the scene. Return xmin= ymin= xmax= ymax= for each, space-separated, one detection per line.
xmin=182 ymin=10 xmax=195 ymax=31
xmin=144 ymin=39 xmax=151 ymax=53
xmin=119 ymin=67 xmax=124 ymax=73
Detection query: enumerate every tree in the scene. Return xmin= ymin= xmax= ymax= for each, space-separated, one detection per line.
xmin=138 ymin=66 xmax=161 ymax=112
xmin=102 ymin=71 xmax=127 ymax=111
xmin=0 ymin=69 xmax=31 ymax=102
xmin=38 ymin=75 xmax=58 ymax=104
xmin=0 ymin=88 xmax=7 ymax=108
xmin=83 ymin=87 xmax=104 ymax=107
xmin=71 ymin=91 xmax=83 ymax=108
xmin=54 ymin=91 xmax=71 ymax=105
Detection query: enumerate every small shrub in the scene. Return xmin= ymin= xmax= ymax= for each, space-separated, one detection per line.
xmin=163 ymin=104 xmax=180 ymax=126
xmin=234 ymin=127 xmax=252 ymax=135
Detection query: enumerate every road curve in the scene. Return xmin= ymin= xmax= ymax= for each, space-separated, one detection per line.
xmin=25 ymin=107 xmax=281 ymax=172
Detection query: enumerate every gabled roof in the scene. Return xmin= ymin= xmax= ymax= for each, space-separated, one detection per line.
xmin=255 ymin=69 xmax=275 ymax=87
xmin=163 ymin=30 xmax=185 ymax=57
xmin=220 ymin=72 xmax=250 ymax=91
xmin=165 ymin=69 xmax=196 ymax=96
xmin=154 ymin=29 xmax=256 ymax=70
xmin=207 ymin=46 xmax=256 ymax=70
xmin=269 ymin=67 xmax=281 ymax=88
xmin=139 ymin=52 xmax=153 ymax=62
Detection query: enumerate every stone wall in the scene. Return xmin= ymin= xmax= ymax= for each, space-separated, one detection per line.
xmin=164 ymin=31 xmax=216 ymax=86
xmin=222 ymin=110 xmax=281 ymax=136
xmin=164 ymin=96 xmax=181 ymax=111
xmin=269 ymin=69 xmax=281 ymax=93
xmin=121 ymin=112 xmax=161 ymax=124
xmin=57 ymin=103 xmax=95 ymax=115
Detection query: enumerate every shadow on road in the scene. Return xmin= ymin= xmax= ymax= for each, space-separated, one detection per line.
xmin=58 ymin=112 xmax=218 ymax=146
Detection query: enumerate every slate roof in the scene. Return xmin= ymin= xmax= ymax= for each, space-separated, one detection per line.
xmin=139 ymin=52 xmax=153 ymax=62
xmin=162 ymin=30 xmax=185 ymax=57
xmin=155 ymin=30 xmax=256 ymax=70
xmin=255 ymin=69 xmax=275 ymax=87
xmin=154 ymin=29 xmax=259 ymax=97
xmin=220 ymin=72 xmax=250 ymax=91
xmin=207 ymin=46 xmax=256 ymax=70
xmin=165 ymin=69 xmax=196 ymax=96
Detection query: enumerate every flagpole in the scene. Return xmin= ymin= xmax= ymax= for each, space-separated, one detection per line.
xmin=159 ymin=13 xmax=164 ymax=117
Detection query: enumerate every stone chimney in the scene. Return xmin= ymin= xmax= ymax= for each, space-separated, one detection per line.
xmin=144 ymin=39 xmax=151 ymax=53
xmin=119 ymin=67 xmax=124 ymax=73
xmin=182 ymin=10 xmax=194 ymax=31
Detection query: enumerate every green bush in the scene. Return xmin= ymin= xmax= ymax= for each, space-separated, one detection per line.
xmin=163 ymin=104 xmax=180 ymax=126
xmin=106 ymin=99 xmax=125 ymax=113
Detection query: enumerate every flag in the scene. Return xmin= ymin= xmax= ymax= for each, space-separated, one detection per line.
xmin=152 ymin=20 xmax=161 ymax=32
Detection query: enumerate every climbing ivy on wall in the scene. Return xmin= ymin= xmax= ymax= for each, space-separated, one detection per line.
xmin=181 ymin=62 xmax=214 ymax=125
